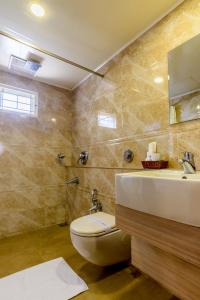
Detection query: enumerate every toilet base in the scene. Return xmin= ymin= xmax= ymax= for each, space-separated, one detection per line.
xmin=70 ymin=229 xmax=131 ymax=266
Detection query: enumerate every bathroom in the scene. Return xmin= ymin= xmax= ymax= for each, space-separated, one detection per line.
xmin=0 ymin=0 xmax=200 ymax=299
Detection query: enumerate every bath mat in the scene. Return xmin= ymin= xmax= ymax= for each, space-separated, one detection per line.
xmin=0 ymin=257 xmax=88 ymax=300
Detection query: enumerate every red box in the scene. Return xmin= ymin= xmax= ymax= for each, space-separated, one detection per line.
xmin=141 ymin=160 xmax=168 ymax=169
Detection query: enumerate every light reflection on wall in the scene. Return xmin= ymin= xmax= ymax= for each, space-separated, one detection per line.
xmin=0 ymin=143 xmax=4 ymax=156
xmin=98 ymin=112 xmax=117 ymax=129
xmin=196 ymin=104 xmax=200 ymax=115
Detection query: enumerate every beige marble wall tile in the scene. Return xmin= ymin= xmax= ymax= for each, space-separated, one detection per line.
xmin=68 ymin=0 xmax=200 ymax=221
xmin=65 ymin=186 xmax=91 ymax=222
xmin=66 ymin=167 xmax=117 ymax=198
xmin=1 ymin=0 xmax=200 ymax=235
xmin=72 ymin=132 xmax=171 ymax=169
xmin=0 ymin=186 xmax=66 ymax=212
xmin=0 ymin=209 xmax=45 ymax=238
xmin=44 ymin=204 xmax=67 ymax=227
xmin=0 ymin=71 xmax=72 ymax=237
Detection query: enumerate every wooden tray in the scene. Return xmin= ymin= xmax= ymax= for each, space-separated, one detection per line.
xmin=141 ymin=160 xmax=168 ymax=169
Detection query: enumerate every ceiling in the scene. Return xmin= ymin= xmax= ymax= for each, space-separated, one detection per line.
xmin=0 ymin=0 xmax=183 ymax=90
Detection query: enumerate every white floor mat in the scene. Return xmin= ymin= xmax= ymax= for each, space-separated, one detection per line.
xmin=0 ymin=257 xmax=88 ymax=300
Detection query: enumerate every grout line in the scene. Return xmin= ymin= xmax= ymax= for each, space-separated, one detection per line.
xmin=72 ymin=129 xmax=170 ymax=149
xmin=0 ymin=184 xmax=66 ymax=193
xmin=66 ymin=166 xmax=143 ymax=170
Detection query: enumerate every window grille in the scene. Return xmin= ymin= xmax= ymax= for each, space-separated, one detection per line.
xmin=0 ymin=84 xmax=38 ymax=116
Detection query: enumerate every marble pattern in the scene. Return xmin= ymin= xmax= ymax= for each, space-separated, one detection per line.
xmin=0 ymin=71 xmax=72 ymax=238
xmin=1 ymin=0 xmax=200 ymax=237
xmin=67 ymin=0 xmax=200 ymax=220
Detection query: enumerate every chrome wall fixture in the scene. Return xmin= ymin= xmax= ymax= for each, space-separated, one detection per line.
xmin=89 ymin=189 xmax=102 ymax=213
xmin=57 ymin=153 xmax=65 ymax=161
xmin=179 ymin=151 xmax=196 ymax=174
xmin=0 ymin=30 xmax=104 ymax=78
xmin=65 ymin=177 xmax=80 ymax=184
xmin=56 ymin=153 xmax=67 ymax=167
xmin=78 ymin=151 xmax=88 ymax=165
xmin=123 ymin=149 xmax=134 ymax=163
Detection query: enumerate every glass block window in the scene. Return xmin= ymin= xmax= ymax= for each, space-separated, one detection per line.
xmin=0 ymin=84 xmax=38 ymax=116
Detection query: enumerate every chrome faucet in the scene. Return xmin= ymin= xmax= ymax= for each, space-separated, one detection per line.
xmin=179 ymin=152 xmax=196 ymax=174
xmin=89 ymin=189 xmax=102 ymax=213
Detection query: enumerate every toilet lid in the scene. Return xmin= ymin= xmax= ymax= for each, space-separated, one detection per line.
xmin=70 ymin=212 xmax=117 ymax=237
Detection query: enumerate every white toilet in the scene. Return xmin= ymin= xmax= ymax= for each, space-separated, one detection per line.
xmin=70 ymin=212 xmax=131 ymax=266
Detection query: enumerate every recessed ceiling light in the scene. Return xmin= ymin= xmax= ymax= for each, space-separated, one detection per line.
xmin=154 ymin=76 xmax=164 ymax=84
xmin=30 ymin=3 xmax=45 ymax=17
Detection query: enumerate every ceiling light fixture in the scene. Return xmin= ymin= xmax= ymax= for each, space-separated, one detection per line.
xmin=30 ymin=3 xmax=45 ymax=17
xmin=154 ymin=76 xmax=164 ymax=84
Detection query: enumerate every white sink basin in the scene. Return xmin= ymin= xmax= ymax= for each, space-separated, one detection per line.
xmin=115 ymin=170 xmax=200 ymax=227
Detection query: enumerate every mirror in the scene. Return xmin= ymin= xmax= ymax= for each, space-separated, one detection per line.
xmin=168 ymin=33 xmax=200 ymax=124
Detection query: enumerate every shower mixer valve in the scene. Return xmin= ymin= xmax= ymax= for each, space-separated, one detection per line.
xmin=78 ymin=151 xmax=88 ymax=165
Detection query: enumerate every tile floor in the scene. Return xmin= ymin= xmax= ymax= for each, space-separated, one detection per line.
xmin=0 ymin=225 xmax=177 ymax=299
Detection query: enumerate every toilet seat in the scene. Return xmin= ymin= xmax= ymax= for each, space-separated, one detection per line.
xmin=70 ymin=212 xmax=118 ymax=237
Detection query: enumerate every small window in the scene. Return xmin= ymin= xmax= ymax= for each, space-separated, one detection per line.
xmin=0 ymin=84 xmax=38 ymax=116
xmin=98 ymin=112 xmax=117 ymax=128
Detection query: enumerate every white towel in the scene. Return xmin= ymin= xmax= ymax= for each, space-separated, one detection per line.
xmin=0 ymin=257 xmax=88 ymax=300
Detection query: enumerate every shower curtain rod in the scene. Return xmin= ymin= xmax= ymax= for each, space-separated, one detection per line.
xmin=0 ymin=30 xmax=104 ymax=78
